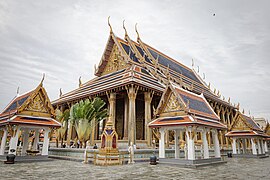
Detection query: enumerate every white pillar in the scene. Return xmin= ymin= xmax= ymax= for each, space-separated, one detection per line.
xmin=41 ymin=128 xmax=50 ymax=156
xmin=237 ymin=140 xmax=241 ymax=154
xmin=159 ymin=128 xmax=165 ymax=158
xmin=213 ymin=130 xmax=221 ymax=158
xmin=174 ymin=130 xmax=180 ymax=159
xmin=186 ymin=128 xmax=195 ymax=160
xmin=9 ymin=126 xmax=21 ymax=155
xmin=242 ymin=139 xmax=247 ymax=154
xmin=257 ymin=140 xmax=262 ymax=154
xmin=33 ymin=130 xmax=39 ymax=151
xmin=261 ymin=140 xmax=265 ymax=154
xmin=202 ymin=129 xmax=209 ymax=159
xmin=21 ymin=129 xmax=29 ymax=155
xmin=232 ymin=138 xmax=237 ymax=154
xmin=265 ymin=141 xmax=268 ymax=153
xmin=0 ymin=128 xmax=8 ymax=155
xmin=251 ymin=138 xmax=257 ymax=155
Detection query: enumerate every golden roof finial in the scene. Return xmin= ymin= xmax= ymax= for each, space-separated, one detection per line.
xmin=192 ymin=59 xmax=194 ymax=68
xmin=16 ymin=86 xmax=20 ymax=96
xmin=41 ymin=73 xmax=45 ymax=86
xmin=237 ymin=102 xmax=240 ymax=109
xmin=249 ymin=110 xmax=251 ymax=115
xmin=203 ymin=73 xmax=205 ymax=80
xmin=59 ymin=88 xmax=62 ymax=98
xmin=208 ymin=82 xmax=211 ymax=89
xmin=197 ymin=65 xmax=200 ymax=73
xmin=123 ymin=20 xmax=127 ymax=37
xmin=214 ymin=88 xmax=216 ymax=94
xmin=242 ymin=109 xmax=245 ymax=114
xmin=135 ymin=23 xmax=140 ymax=41
xmin=108 ymin=16 xmax=113 ymax=34
xmin=79 ymin=76 xmax=82 ymax=87
xmin=228 ymin=97 xmax=231 ymax=103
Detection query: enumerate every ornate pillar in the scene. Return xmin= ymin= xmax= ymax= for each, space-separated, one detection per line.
xmin=159 ymin=128 xmax=165 ymax=158
xmin=265 ymin=141 xmax=269 ymax=153
xmin=186 ymin=127 xmax=195 ymax=160
xmin=202 ymin=128 xmax=209 ymax=159
xmin=0 ymin=127 xmax=7 ymax=155
xmin=21 ymin=129 xmax=29 ymax=155
xmin=180 ymin=131 xmax=185 ymax=149
xmin=251 ymin=138 xmax=257 ymax=155
xmin=42 ymin=128 xmax=51 ymax=156
xmin=144 ymin=92 xmax=153 ymax=147
xmin=127 ymin=85 xmax=138 ymax=145
xmin=108 ymin=92 xmax=116 ymax=125
xmin=237 ymin=139 xmax=241 ymax=154
xmin=33 ymin=129 xmax=40 ymax=151
xmin=67 ymin=116 xmax=73 ymax=146
xmin=174 ymin=130 xmax=180 ymax=159
xmin=261 ymin=140 xmax=265 ymax=154
xmin=123 ymin=96 xmax=129 ymax=139
xmin=219 ymin=130 xmax=224 ymax=149
xmin=213 ymin=129 xmax=221 ymax=158
xmin=9 ymin=126 xmax=21 ymax=155
xmin=232 ymin=138 xmax=237 ymax=154
xmin=257 ymin=139 xmax=262 ymax=154
xmin=242 ymin=139 xmax=247 ymax=154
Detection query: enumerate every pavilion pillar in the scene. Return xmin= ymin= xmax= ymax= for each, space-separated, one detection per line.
xmin=127 ymin=85 xmax=138 ymax=146
xmin=174 ymin=130 xmax=180 ymax=159
xmin=242 ymin=139 xmax=247 ymax=154
xmin=123 ymin=96 xmax=129 ymax=140
xmin=180 ymin=131 xmax=184 ymax=149
xmin=186 ymin=127 xmax=195 ymax=160
xmin=237 ymin=139 xmax=241 ymax=154
xmin=202 ymin=128 xmax=209 ymax=159
xmin=251 ymin=138 xmax=257 ymax=155
xmin=0 ymin=128 xmax=8 ymax=155
xmin=261 ymin=140 xmax=265 ymax=154
xmin=108 ymin=92 xmax=116 ymax=126
xmin=144 ymin=92 xmax=153 ymax=147
xmin=21 ymin=129 xmax=29 ymax=155
xmin=213 ymin=129 xmax=221 ymax=158
xmin=257 ymin=139 xmax=262 ymax=154
xmin=159 ymin=128 xmax=165 ymax=158
xmin=9 ymin=126 xmax=21 ymax=155
xmin=90 ymin=119 xmax=95 ymax=145
xmin=265 ymin=141 xmax=268 ymax=153
xmin=67 ymin=120 xmax=73 ymax=146
xmin=33 ymin=129 xmax=40 ymax=151
xmin=232 ymin=138 xmax=237 ymax=154
xmin=42 ymin=128 xmax=51 ymax=156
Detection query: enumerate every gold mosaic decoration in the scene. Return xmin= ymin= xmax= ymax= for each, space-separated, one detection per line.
xmin=101 ymin=45 xmax=127 ymax=76
xmin=25 ymin=93 xmax=48 ymax=113
xmin=231 ymin=117 xmax=250 ymax=131
xmin=163 ymin=93 xmax=180 ymax=113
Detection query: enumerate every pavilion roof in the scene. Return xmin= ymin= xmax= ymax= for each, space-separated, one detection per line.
xmin=225 ymin=130 xmax=269 ymax=138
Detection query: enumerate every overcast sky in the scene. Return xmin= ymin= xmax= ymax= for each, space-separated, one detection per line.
xmin=0 ymin=0 xmax=269 ymax=120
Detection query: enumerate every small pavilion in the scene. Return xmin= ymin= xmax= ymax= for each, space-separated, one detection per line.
xmin=149 ymin=83 xmax=226 ymax=165
xmin=225 ymin=111 xmax=269 ymax=157
xmin=0 ymin=79 xmax=61 ymax=156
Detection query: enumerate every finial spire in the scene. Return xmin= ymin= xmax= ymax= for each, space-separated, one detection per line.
xmin=203 ymin=73 xmax=205 ymax=80
xmin=59 ymin=88 xmax=62 ymax=97
xmin=135 ymin=23 xmax=140 ymax=41
xmin=237 ymin=102 xmax=240 ymax=109
xmin=41 ymin=73 xmax=45 ymax=86
xmin=16 ymin=86 xmax=20 ymax=97
xmin=108 ymin=16 xmax=113 ymax=34
xmin=228 ymin=97 xmax=231 ymax=103
xmin=79 ymin=76 xmax=82 ymax=87
xmin=242 ymin=109 xmax=245 ymax=114
xmin=123 ymin=20 xmax=127 ymax=37
xmin=192 ymin=59 xmax=194 ymax=68
xmin=197 ymin=65 xmax=200 ymax=73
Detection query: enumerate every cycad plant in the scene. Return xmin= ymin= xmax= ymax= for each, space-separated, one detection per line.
xmin=55 ymin=109 xmax=70 ymax=148
xmin=70 ymin=97 xmax=107 ymax=148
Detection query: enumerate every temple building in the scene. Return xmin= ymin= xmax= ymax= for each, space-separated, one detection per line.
xmin=51 ymin=21 xmax=262 ymax=150
xmin=0 ymin=78 xmax=61 ymax=156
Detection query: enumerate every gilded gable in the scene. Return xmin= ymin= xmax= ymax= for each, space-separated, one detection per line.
xmin=101 ymin=45 xmax=127 ymax=76
xmin=231 ymin=116 xmax=251 ymax=131
xmin=162 ymin=93 xmax=181 ymax=113
xmin=25 ymin=93 xmax=48 ymax=113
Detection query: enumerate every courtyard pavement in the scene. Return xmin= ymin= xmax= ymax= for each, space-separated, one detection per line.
xmin=0 ymin=157 xmax=269 ymax=179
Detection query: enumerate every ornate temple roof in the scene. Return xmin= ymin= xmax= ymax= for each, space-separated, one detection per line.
xmin=226 ymin=111 xmax=268 ymax=138
xmin=53 ymin=29 xmax=235 ymax=109
xmin=0 ymin=81 xmax=61 ymax=128
xmin=149 ymin=83 xmax=226 ymax=129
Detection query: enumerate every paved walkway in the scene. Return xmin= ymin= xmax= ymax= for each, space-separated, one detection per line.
xmin=0 ymin=157 xmax=269 ymax=179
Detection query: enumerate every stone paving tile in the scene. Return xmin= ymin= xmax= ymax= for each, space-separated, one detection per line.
xmin=0 ymin=157 xmax=270 ymax=180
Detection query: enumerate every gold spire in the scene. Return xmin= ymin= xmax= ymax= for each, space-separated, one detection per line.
xmin=41 ymin=73 xmax=45 ymax=86
xmin=236 ymin=102 xmax=240 ymax=109
xmin=123 ymin=20 xmax=127 ymax=37
xmin=197 ymin=65 xmax=200 ymax=73
xmin=208 ymin=82 xmax=211 ymax=89
xmin=203 ymin=73 xmax=205 ymax=80
xmin=228 ymin=97 xmax=231 ymax=103
xmin=242 ymin=109 xmax=245 ymax=114
xmin=108 ymin=16 xmax=113 ymax=34
xmin=79 ymin=76 xmax=82 ymax=87
xmin=192 ymin=59 xmax=194 ymax=68
xmin=16 ymin=86 xmax=20 ymax=96
xmin=135 ymin=23 xmax=140 ymax=41
xmin=59 ymin=88 xmax=62 ymax=98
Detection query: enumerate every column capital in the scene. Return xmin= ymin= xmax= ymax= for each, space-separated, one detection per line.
xmin=144 ymin=91 xmax=153 ymax=103
xmin=126 ymin=85 xmax=138 ymax=101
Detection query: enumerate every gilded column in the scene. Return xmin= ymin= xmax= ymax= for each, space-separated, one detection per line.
xmin=108 ymin=92 xmax=116 ymax=125
xmin=127 ymin=85 xmax=138 ymax=145
xmin=144 ymin=92 xmax=153 ymax=147
xmin=123 ymin=96 xmax=129 ymax=140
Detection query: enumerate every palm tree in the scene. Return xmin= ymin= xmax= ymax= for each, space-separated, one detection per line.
xmin=70 ymin=97 xmax=107 ymax=148
xmin=55 ymin=109 xmax=70 ymax=148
